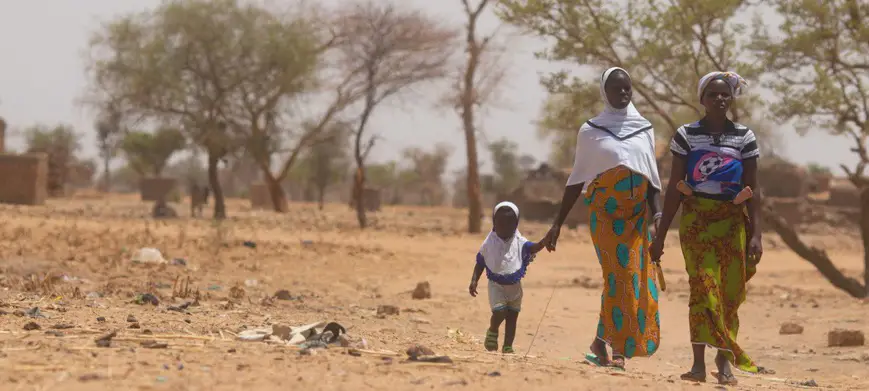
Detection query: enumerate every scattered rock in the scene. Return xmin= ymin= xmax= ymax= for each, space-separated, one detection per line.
xmin=23 ymin=321 xmax=41 ymax=331
xmin=793 ymin=379 xmax=818 ymax=387
xmin=780 ymin=322 xmax=804 ymax=335
xmin=45 ymin=330 xmax=64 ymax=337
xmin=95 ymin=330 xmax=117 ymax=348
xmin=129 ymin=323 xmax=141 ymax=329
xmin=377 ymin=305 xmax=400 ymax=316
xmin=411 ymin=282 xmax=432 ymax=300
xmin=572 ymin=276 xmax=601 ymax=289
xmin=133 ymin=293 xmax=159 ymax=306
xmin=348 ymin=348 xmax=362 ymax=357
xmin=411 ymin=317 xmax=432 ymax=325
xmin=274 ymin=290 xmax=295 ymax=300
xmin=96 ymin=316 xmax=106 ymax=322
xmin=13 ymin=309 xmax=25 ymax=317
xmin=25 ymin=307 xmax=46 ymax=318
xmin=79 ymin=373 xmax=101 ymax=382
xmin=243 ymin=241 xmax=256 ymax=249
xmin=140 ymin=340 xmax=168 ymax=349
xmin=52 ymin=323 xmax=74 ymax=329
xmin=487 ymin=371 xmax=502 ymax=377
xmin=167 ymin=302 xmax=192 ymax=312
xmin=828 ymin=329 xmax=865 ymax=347
xmin=406 ymin=344 xmax=435 ymax=359
xmin=171 ymin=258 xmax=187 ymax=266
xmin=127 ymin=315 xmax=137 ymax=323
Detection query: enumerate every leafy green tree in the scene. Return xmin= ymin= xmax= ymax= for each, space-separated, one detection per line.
xmin=499 ymin=0 xmax=772 ymax=164
xmin=488 ymin=138 xmax=523 ymax=195
xmin=94 ymin=105 xmax=125 ymax=191
xmin=753 ymin=0 xmax=869 ymax=297
xmin=24 ymin=124 xmax=82 ymax=196
xmin=301 ymin=123 xmax=351 ymax=209
xmin=119 ymin=128 xmax=186 ymax=177
xmin=86 ymin=0 xmax=324 ymax=218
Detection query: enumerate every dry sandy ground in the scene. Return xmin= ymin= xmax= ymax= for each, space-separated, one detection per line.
xmin=0 ymin=194 xmax=867 ymax=391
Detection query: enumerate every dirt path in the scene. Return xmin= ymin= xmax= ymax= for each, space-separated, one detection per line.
xmin=0 ymin=197 xmax=866 ymax=390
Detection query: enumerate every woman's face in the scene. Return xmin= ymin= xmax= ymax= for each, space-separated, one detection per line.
xmin=605 ymin=71 xmax=632 ymax=109
xmin=702 ymin=79 xmax=732 ymax=114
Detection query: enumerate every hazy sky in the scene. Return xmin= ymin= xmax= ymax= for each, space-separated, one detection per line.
xmin=0 ymin=0 xmax=857 ymax=175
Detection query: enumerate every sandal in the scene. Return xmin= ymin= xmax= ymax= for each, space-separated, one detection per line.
xmin=502 ymin=346 xmax=514 ymax=354
xmin=680 ymin=370 xmax=707 ymax=383
xmin=484 ymin=330 xmax=498 ymax=351
xmin=716 ymin=372 xmax=738 ymax=386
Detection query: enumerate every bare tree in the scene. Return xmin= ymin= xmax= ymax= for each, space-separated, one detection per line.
xmin=336 ymin=1 xmax=457 ymax=228
xmin=452 ymin=0 xmax=508 ymax=233
xmin=94 ymin=104 xmax=124 ymax=191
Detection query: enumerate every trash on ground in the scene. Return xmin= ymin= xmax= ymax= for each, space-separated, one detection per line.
xmin=131 ymin=248 xmax=167 ymax=264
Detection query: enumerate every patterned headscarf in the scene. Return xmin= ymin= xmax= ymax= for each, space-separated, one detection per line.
xmin=697 ymin=71 xmax=747 ymax=102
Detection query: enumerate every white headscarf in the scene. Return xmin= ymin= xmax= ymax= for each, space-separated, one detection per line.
xmin=586 ymin=67 xmax=654 ymax=139
xmin=697 ymin=71 xmax=747 ymax=102
xmin=566 ymin=67 xmax=662 ymax=190
xmin=479 ymin=201 xmax=527 ymax=276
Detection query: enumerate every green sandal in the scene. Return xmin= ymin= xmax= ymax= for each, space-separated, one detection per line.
xmin=484 ymin=330 xmax=498 ymax=351
xmin=502 ymin=346 xmax=514 ymax=354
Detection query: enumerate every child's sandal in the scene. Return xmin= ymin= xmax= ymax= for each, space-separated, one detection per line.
xmin=484 ymin=330 xmax=498 ymax=351
xmin=502 ymin=346 xmax=514 ymax=354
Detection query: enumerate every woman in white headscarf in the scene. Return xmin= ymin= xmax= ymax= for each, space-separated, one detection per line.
xmin=650 ymin=71 xmax=764 ymax=385
xmin=543 ymin=67 xmax=663 ymax=369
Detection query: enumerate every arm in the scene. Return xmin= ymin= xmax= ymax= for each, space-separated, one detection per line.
xmin=646 ymin=185 xmax=662 ymax=218
xmin=553 ymin=183 xmax=584 ymax=226
xmin=743 ymin=158 xmax=762 ymax=239
xmin=526 ymin=240 xmax=546 ymax=254
xmin=471 ymin=253 xmax=485 ymax=283
xmin=655 ymin=155 xmax=688 ymax=236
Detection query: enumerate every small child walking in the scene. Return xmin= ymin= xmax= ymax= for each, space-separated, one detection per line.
xmin=469 ymin=201 xmax=545 ymax=353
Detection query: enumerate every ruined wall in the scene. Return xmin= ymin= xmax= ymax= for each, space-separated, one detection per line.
xmin=828 ymin=179 xmax=861 ymax=207
xmin=0 ymin=152 xmax=48 ymax=205
xmin=139 ymin=177 xmax=178 ymax=201
xmin=758 ymin=160 xmax=808 ymax=198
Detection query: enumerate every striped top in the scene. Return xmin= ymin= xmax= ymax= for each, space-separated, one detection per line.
xmin=669 ymin=119 xmax=759 ymax=200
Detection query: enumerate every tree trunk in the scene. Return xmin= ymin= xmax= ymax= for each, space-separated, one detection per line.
xmin=763 ymin=203 xmax=866 ymax=297
xmin=353 ymin=165 xmax=367 ymax=228
xmin=102 ymin=157 xmax=111 ymax=192
xmin=207 ymin=150 xmax=226 ymax=220
xmin=263 ymin=172 xmax=289 ymax=212
xmin=317 ymin=184 xmax=326 ymax=210
xmin=464 ymin=124 xmax=483 ymax=233
xmin=861 ymin=186 xmax=869 ymax=297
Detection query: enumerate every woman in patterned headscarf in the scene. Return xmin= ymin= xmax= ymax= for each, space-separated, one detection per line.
xmin=544 ymin=67 xmax=663 ymax=370
xmin=650 ymin=71 xmax=764 ymax=385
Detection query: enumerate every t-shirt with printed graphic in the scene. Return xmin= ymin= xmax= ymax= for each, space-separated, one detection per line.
xmin=669 ymin=119 xmax=759 ymax=200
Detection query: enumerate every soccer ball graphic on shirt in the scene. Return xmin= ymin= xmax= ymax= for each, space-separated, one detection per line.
xmin=693 ymin=152 xmax=729 ymax=181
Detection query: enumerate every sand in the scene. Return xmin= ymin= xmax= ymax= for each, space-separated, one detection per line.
xmin=0 ymin=194 xmax=867 ymax=390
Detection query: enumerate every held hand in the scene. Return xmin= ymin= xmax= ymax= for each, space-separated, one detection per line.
xmin=649 ymin=238 xmax=665 ymax=263
xmin=544 ymin=224 xmax=562 ymax=252
xmin=747 ymin=235 xmax=763 ymax=264
xmin=469 ymin=281 xmax=478 ymax=297
xmin=650 ymin=217 xmax=661 ymax=239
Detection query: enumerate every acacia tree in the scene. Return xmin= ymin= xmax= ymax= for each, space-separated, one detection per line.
xmin=302 ymin=122 xmax=351 ymax=209
xmin=449 ymin=0 xmax=510 ymax=232
xmin=86 ymin=0 xmax=316 ymax=218
xmin=753 ymin=0 xmax=869 ymax=297
xmin=498 ymin=0 xmax=765 ymax=149
xmin=336 ymin=1 xmax=457 ymax=228
xmin=94 ymin=105 xmax=124 ymax=191
xmin=401 ymin=143 xmax=452 ymax=205
xmin=488 ymin=138 xmax=523 ymax=195
xmin=119 ymin=128 xmax=186 ymax=177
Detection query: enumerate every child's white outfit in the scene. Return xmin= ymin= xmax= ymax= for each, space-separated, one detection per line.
xmin=476 ymin=202 xmax=536 ymax=312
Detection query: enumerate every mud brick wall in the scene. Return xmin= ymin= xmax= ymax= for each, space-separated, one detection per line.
xmin=139 ymin=177 xmax=178 ymax=201
xmin=0 ymin=152 xmax=48 ymax=205
xmin=249 ymin=182 xmax=270 ymax=209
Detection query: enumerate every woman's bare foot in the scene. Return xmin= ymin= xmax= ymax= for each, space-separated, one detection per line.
xmin=676 ymin=181 xmax=693 ymax=196
xmin=589 ymin=340 xmax=611 ymax=366
xmin=715 ymin=353 xmax=738 ymax=385
xmin=733 ymin=186 xmax=753 ymax=204
xmin=610 ymin=356 xmax=626 ymax=369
